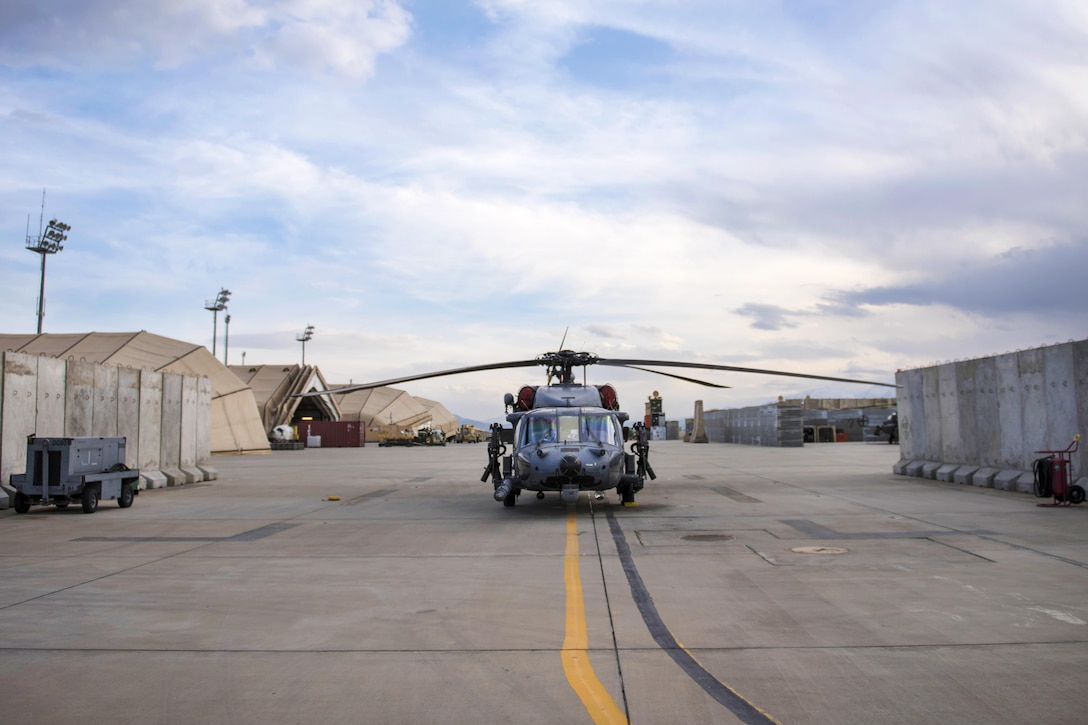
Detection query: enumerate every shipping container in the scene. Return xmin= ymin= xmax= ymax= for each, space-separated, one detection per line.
xmin=296 ymin=421 xmax=366 ymax=448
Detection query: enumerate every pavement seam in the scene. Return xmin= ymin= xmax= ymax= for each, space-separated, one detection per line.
xmin=588 ymin=500 xmax=632 ymax=721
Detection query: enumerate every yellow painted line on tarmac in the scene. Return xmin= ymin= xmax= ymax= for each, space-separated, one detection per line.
xmin=562 ymin=510 xmax=628 ymax=725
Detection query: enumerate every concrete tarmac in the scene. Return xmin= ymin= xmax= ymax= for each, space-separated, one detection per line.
xmin=1 ymin=441 xmax=1086 ymax=724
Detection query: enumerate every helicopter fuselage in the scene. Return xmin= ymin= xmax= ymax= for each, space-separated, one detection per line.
xmin=489 ymin=383 xmax=648 ymax=505
xmin=511 ymin=406 xmax=627 ymax=491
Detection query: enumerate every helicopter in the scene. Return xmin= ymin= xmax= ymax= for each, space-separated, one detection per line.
xmin=293 ymin=348 xmax=898 ymax=507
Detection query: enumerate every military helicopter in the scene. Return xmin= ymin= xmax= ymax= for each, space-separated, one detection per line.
xmin=294 ymin=348 xmax=897 ymax=507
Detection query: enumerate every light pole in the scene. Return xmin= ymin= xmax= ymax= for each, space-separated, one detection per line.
xmin=204 ymin=288 xmax=231 ymax=357
xmin=224 ymin=314 xmax=231 ymax=365
xmin=25 ymin=197 xmax=71 ymax=334
xmin=296 ymin=324 xmax=314 ymax=365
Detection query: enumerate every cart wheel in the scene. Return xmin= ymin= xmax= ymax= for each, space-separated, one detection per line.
xmin=118 ymin=484 xmax=134 ymax=509
xmin=1070 ymin=485 xmax=1086 ymax=505
xmin=81 ymin=487 xmax=99 ymax=514
xmin=13 ymin=492 xmax=31 ymax=514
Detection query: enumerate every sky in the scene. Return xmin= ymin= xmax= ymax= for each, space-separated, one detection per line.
xmin=2 ymin=0 xmax=1087 ymax=423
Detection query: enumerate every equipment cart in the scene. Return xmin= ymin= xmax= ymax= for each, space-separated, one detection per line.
xmin=1033 ymin=435 xmax=1083 ymax=506
xmin=10 ymin=436 xmax=140 ymax=514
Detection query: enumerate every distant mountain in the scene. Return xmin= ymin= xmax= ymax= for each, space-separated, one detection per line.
xmin=455 ymin=415 xmax=507 ymax=429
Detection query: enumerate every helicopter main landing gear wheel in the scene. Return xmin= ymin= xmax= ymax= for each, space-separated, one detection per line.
xmin=503 ymin=490 xmax=518 ymax=507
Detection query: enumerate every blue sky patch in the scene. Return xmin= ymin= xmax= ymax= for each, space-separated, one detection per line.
xmin=561 ymin=25 xmax=676 ymax=90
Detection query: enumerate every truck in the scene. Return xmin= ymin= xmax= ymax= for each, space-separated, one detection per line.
xmin=453 ymin=424 xmax=484 ymax=443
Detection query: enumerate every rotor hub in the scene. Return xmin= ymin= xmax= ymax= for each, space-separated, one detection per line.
xmin=537 ymin=350 xmax=599 ymax=384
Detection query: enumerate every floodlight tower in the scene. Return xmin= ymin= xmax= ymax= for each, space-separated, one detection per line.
xmin=204 ymin=288 xmax=231 ymax=357
xmin=25 ymin=192 xmax=71 ymax=334
xmin=296 ymin=324 xmax=314 ymax=365
xmin=224 ymin=314 xmax=231 ymax=365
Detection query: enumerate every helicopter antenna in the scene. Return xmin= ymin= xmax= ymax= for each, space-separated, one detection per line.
xmin=548 ymin=327 xmax=570 ymax=385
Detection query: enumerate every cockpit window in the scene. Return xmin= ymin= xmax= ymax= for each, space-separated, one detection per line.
xmin=521 ymin=411 xmax=619 ymax=446
xmin=581 ymin=413 xmax=617 ymax=444
xmin=558 ymin=412 xmax=580 ymax=442
xmin=524 ymin=414 xmax=557 ymax=444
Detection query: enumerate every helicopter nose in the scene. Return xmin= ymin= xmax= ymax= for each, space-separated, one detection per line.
xmin=559 ymin=454 xmax=582 ymax=477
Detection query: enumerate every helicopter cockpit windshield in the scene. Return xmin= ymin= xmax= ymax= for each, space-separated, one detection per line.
xmin=520 ymin=410 xmax=620 ymax=447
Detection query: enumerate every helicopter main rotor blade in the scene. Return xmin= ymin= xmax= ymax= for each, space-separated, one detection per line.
xmin=291 ymin=359 xmax=542 ymax=398
xmin=598 ymin=358 xmax=898 ymax=388
xmin=619 ymin=365 xmax=732 ymax=388
xmin=290 ymin=350 xmax=897 ymax=399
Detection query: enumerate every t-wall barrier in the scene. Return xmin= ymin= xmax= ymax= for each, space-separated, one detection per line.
xmin=1 ymin=351 xmax=216 ymax=508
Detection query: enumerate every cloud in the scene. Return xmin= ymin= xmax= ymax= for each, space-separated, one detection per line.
xmin=0 ymin=0 xmax=412 ymax=81
xmin=831 ymin=240 xmax=1088 ymax=319
xmin=250 ymin=0 xmax=413 ymax=81
xmin=733 ymin=303 xmax=800 ymax=331
xmin=585 ymin=325 xmax=626 ymax=340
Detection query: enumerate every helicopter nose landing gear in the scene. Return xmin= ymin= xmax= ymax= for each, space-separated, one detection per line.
xmin=561 ymin=484 xmax=580 ymax=504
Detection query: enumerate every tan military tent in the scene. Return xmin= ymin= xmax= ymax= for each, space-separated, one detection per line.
xmin=229 ymin=364 xmax=339 ymax=434
xmin=332 ymin=387 xmax=458 ymax=443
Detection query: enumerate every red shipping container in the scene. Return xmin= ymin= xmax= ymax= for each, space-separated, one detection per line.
xmin=296 ymin=421 xmax=366 ymax=447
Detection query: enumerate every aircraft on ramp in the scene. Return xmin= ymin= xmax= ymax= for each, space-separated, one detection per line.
xmin=295 ymin=348 xmax=897 ymax=507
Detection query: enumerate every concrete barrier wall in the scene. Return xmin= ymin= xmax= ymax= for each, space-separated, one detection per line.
xmin=92 ymin=363 xmax=119 ymax=437
xmin=179 ymin=375 xmax=200 ymax=482
xmin=196 ymin=377 xmax=212 ymax=468
xmin=65 ymin=360 xmax=94 ymax=438
xmin=118 ymin=367 xmax=141 ymax=469
xmin=36 ymin=356 xmax=66 ymax=437
xmin=895 ymin=340 xmax=1088 ymax=493
xmin=974 ymin=358 xmax=1001 ymax=468
xmin=159 ymin=373 xmax=183 ymax=485
xmin=1 ymin=354 xmax=38 ymax=497
xmin=138 ymin=371 xmax=164 ymax=486
xmin=0 ymin=352 xmax=214 ymax=507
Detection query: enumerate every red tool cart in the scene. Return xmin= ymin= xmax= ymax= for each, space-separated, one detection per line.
xmin=1034 ymin=435 xmax=1083 ymax=506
